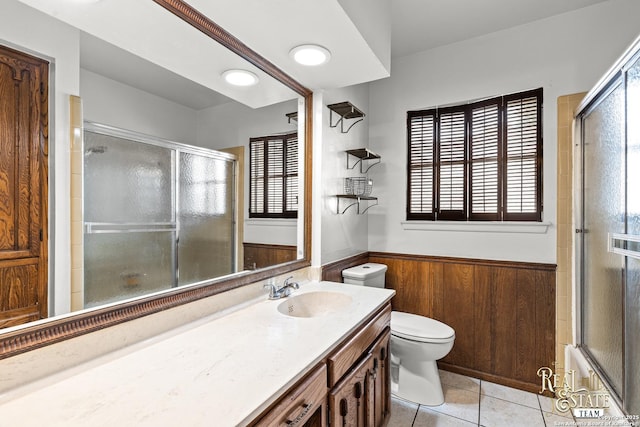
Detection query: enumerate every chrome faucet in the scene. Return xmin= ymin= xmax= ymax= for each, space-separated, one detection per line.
xmin=264 ymin=276 xmax=300 ymax=300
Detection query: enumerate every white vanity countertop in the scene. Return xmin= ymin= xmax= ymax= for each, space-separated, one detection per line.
xmin=0 ymin=281 xmax=394 ymax=426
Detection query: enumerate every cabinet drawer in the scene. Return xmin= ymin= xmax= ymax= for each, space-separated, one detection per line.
xmin=253 ymin=364 xmax=327 ymax=427
xmin=328 ymin=304 xmax=391 ymax=387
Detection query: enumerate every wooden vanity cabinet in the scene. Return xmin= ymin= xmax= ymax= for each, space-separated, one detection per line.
xmin=252 ymin=364 xmax=328 ymax=427
xmin=328 ymin=305 xmax=392 ymax=427
xmin=252 ymin=304 xmax=392 ymax=427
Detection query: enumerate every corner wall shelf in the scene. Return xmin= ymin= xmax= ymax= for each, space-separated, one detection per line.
xmin=327 ymin=101 xmax=365 ymax=133
xmin=336 ymin=195 xmax=378 ymax=214
xmin=346 ymin=148 xmax=381 ymax=173
xmin=285 ymin=112 xmax=298 ymax=124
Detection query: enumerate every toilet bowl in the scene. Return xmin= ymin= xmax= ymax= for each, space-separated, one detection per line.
xmin=342 ymin=263 xmax=456 ymax=406
xmin=390 ymin=311 xmax=455 ymax=405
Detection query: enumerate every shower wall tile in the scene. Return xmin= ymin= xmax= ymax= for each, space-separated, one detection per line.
xmin=70 ymin=95 xmax=84 ymax=312
xmin=555 ymin=92 xmax=585 ymax=373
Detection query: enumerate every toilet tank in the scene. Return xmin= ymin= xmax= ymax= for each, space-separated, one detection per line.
xmin=342 ymin=263 xmax=387 ymax=288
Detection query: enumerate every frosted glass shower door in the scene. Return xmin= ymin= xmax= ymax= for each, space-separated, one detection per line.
xmin=581 ymin=81 xmax=625 ymax=397
xmin=624 ymin=55 xmax=640 ymax=416
xmin=178 ymin=152 xmax=235 ymax=285
xmin=84 ymin=130 xmax=176 ymax=308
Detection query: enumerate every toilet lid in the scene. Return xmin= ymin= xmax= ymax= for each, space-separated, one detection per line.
xmin=391 ymin=311 xmax=455 ymax=342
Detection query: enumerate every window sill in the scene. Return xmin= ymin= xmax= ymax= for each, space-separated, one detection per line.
xmin=401 ymin=221 xmax=551 ymax=234
xmin=245 ymin=218 xmax=297 ymax=227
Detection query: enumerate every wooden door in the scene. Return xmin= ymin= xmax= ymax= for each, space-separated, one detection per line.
xmin=0 ymin=44 xmax=49 ymax=328
xmin=368 ymin=329 xmax=391 ymax=427
xmin=329 ymin=354 xmax=373 ymax=427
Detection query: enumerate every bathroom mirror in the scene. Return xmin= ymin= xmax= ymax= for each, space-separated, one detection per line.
xmin=0 ymin=0 xmax=312 ymax=357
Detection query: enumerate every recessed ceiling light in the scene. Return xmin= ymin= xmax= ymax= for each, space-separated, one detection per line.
xmin=221 ymin=69 xmax=259 ymax=87
xmin=289 ymin=44 xmax=331 ymax=66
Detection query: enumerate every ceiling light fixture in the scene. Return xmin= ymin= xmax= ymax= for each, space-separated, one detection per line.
xmin=289 ymin=44 xmax=331 ymax=66
xmin=221 ymin=69 xmax=259 ymax=87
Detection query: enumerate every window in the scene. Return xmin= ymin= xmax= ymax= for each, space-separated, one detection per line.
xmin=249 ymin=132 xmax=298 ymax=218
xmin=407 ymin=88 xmax=542 ymax=221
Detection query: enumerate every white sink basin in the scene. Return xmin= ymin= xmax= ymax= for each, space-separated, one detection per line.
xmin=277 ymin=291 xmax=352 ymax=318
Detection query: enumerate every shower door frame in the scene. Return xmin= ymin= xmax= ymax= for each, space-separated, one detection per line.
xmin=575 ymin=37 xmax=640 ymax=416
xmin=83 ymin=121 xmax=237 ymax=302
xmin=575 ymin=76 xmax=625 ymax=409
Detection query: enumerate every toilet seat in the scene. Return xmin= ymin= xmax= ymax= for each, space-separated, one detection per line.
xmin=391 ymin=311 xmax=455 ymax=343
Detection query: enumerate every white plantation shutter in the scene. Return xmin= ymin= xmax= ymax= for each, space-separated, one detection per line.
xmin=406 ymin=88 xmax=542 ymax=222
xmin=407 ymin=112 xmax=436 ymax=219
xmin=249 ymin=133 xmax=298 ymax=218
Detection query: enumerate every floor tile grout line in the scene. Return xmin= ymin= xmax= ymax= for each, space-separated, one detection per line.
xmin=479 ymin=389 xmax=545 ymax=411
xmin=478 ymin=380 xmax=483 ymax=426
xmin=538 ymin=394 xmax=549 ymax=427
xmin=410 ymin=404 xmax=418 ymax=427
xmin=419 ymin=403 xmax=482 ymax=426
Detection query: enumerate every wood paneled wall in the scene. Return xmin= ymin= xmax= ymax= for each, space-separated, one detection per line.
xmin=322 ymin=252 xmax=556 ymax=393
xmin=243 ymin=243 xmax=297 ymax=271
xmin=321 ymin=252 xmax=370 ymax=283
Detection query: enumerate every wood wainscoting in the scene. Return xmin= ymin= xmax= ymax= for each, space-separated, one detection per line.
xmin=322 ymin=252 xmax=556 ymax=393
xmin=243 ymin=242 xmax=297 ymax=271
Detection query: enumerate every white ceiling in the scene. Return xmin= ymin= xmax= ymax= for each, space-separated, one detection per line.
xmin=80 ymin=33 xmax=232 ymax=110
xmin=17 ymin=0 xmax=612 ymax=110
xmin=390 ymin=0 xmax=610 ymax=58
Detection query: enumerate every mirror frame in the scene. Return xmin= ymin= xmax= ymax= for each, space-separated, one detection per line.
xmin=0 ymin=0 xmax=313 ymax=359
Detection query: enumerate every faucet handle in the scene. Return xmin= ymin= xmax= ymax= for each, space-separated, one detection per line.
xmin=284 ymin=276 xmax=299 ymax=289
xmin=263 ymin=281 xmax=277 ymax=297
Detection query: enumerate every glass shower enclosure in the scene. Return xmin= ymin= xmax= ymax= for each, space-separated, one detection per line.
xmin=83 ymin=123 xmax=236 ymax=308
xmin=578 ymin=46 xmax=640 ymax=417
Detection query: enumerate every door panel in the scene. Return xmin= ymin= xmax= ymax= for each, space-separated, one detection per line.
xmin=178 ymin=152 xmax=234 ymax=285
xmin=0 ymin=260 xmax=39 ymax=328
xmin=624 ymin=54 xmax=640 ymax=416
xmin=581 ymin=81 xmax=625 ymax=396
xmin=0 ymin=44 xmax=48 ymax=326
xmin=83 ymin=131 xmax=174 ymax=224
xmin=369 ymin=330 xmax=391 ymax=427
xmin=329 ymin=354 xmax=372 ymax=427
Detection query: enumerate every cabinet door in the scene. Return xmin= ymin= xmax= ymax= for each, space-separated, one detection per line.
xmin=368 ymin=329 xmax=391 ymax=426
xmin=329 ymin=354 xmax=373 ymax=427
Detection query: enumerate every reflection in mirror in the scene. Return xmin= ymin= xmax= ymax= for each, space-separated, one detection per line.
xmin=74 ymin=38 xmax=303 ymax=312
xmin=0 ymin=0 xmax=309 ymax=343
xmin=83 ymin=124 xmax=239 ymax=308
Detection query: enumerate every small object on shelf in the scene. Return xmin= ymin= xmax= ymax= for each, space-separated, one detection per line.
xmin=286 ymin=111 xmax=298 ymax=124
xmin=327 ymin=101 xmax=365 ymax=133
xmin=346 ymin=148 xmax=381 ymax=173
xmin=344 ymin=177 xmax=373 ymax=197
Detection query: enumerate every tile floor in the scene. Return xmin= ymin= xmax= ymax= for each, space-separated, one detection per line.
xmin=385 ymin=370 xmax=574 ymax=427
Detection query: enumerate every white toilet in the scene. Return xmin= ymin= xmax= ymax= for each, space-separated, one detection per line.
xmin=342 ymin=263 xmax=455 ymax=406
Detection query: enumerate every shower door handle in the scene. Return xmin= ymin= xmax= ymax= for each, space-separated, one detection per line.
xmin=608 ymin=233 xmax=640 ymax=260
